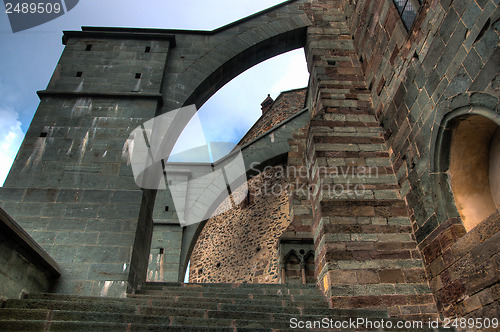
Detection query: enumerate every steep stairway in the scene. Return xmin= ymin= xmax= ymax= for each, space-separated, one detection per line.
xmin=0 ymin=282 xmax=436 ymax=331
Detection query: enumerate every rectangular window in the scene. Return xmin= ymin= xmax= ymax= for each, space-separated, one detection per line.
xmin=393 ymin=0 xmax=421 ymax=31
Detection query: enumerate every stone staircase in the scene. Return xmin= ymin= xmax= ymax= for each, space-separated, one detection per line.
xmin=0 ymin=282 xmax=429 ymax=331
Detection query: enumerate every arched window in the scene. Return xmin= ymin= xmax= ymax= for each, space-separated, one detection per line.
xmin=448 ymin=115 xmax=500 ymax=231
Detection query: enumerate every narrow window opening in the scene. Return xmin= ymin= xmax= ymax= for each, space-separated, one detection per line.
xmin=76 ymin=71 xmax=83 ymax=77
xmin=39 ymin=132 xmax=48 ymax=138
xmin=145 ymin=46 xmax=151 ymax=53
xmin=85 ymin=44 xmax=92 ymax=51
xmin=159 ymin=248 xmax=164 ymax=255
xmin=392 ymin=0 xmax=421 ymax=31
xmin=135 ymin=73 xmax=142 ymax=79
xmin=165 ymin=206 xmax=169 ymax=212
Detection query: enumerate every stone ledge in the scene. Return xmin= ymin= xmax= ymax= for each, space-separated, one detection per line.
xmin=36 ymin=90 xmax=164 ymax=104
xmin=63 ymin=30 xmax=176 ymax=46
xmin=0 ymin=207 xmax=60 ymax=279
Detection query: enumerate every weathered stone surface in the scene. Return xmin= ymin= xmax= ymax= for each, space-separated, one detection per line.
xmin=1 ymin=0 xmax=499 ymax=325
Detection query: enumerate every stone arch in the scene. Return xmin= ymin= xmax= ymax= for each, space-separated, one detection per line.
xmin=144 ymin=0 xmax=312 ymax=283
xmin=283 ymin=250 xmax=301 ymax=283
xmin=303 ymin=250 xmax=315 ymax=284
xmin=279 ymin=247 xmax=315 ymax=284
xmin=430 ymin=92 xmax=500 ymax=232
xmin=160 ymin=0 xmax=311 ymax=112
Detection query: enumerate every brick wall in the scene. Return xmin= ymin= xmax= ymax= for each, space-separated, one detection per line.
xmin=344 ymin=0 xmax=500 ymax=320
xmin=420 ymin=211 xmax=499 ymax=318
xmin=297 ymin=0 xmax=440 ymax=320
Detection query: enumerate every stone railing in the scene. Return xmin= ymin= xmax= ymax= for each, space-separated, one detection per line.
xmin=0 ymin=207 xmax=60 ymax=299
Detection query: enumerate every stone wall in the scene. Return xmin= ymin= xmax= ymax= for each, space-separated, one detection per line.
xmin=0 ymin=33 xmax=169 ymax=296
xmin=344 ymin=0 xmax=500 ymax=320
xmin=0 ymin=208 xmax=60 ymax=300
xmin=146 ymin=224 xmax=182 ymax=282
xmin=189 ymin=166 xmax=290 ymax=283
xmin=346 ymin=0 xmax=499 ymax=240
xmin=421 ymin=211 xmax=499 ymax=318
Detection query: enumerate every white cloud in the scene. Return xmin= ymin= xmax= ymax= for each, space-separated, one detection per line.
xmin=0 ymin=108 xmax=24 ymax=186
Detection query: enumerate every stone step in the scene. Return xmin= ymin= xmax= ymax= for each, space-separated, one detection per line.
xmin=0 ymin=318 xmax=446 ymax=332
xmin=0 ymin=308 xmax=290 ymax=329
xmin=0 ymin=308 xmax=171 ymax=326
xmin=0 ymin=320 xmax=270 ymax=332
xmin=0 ymin=307 xmax=387 ymax=331
xmin=2 ymin=319 xmax=399 ymax=332
xmin=0 ymin=307 xmax=393 ymax=331
xmin=138 ymin=283 xmax=322 ymax=296
xmin=141 ymin=282 xmax=319 ymax=292
xmin=0 ymin=282 xmax=401 ymax=331
xmin=3 ymin=298 xmax=355 ymax=319
xmin=27 ymin=292 xmax=330 ymax=309
xmin=1 ymin=298 xmax=284 ymax=316
xmin=144 ymin=282 xmax=318 ymax=288
xmin=134 ymin=289 xmax=326 ymax=303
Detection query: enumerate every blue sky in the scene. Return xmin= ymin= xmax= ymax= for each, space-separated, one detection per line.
xmin=0 ymin=0 xmax=309 ymax=185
